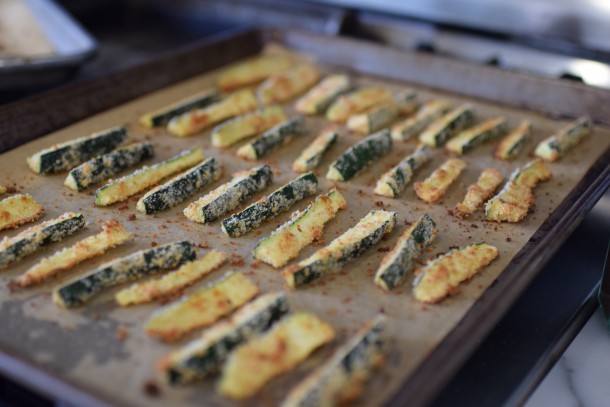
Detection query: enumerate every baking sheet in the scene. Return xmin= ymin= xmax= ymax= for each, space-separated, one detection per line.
xmin=0 ymin=43 xmax=609 ymax=407
xmin=0 ymin=0 xmax=54 ymax=58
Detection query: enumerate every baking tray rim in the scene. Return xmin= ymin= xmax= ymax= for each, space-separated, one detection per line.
xmin=0 ymin=27 xmax=608 ymax=407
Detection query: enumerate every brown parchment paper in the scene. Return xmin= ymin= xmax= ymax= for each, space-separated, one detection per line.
xmin=0 ymin=44 xmax=609 ymax=407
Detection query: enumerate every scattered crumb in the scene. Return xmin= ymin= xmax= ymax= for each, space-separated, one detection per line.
xmin=506 ymin=237 xmax=512 ymax=242
xmin=375 ymin=201 xmax=386 ymax=209
xmin=377 ymin=246 xmax=390 ymax=253
xmin=128 ymin=214 xmax=137 ymax=221
xmin=229 ymin=255 xmax=245 ymax=267
xmin=151 ymin=241 xmax=158 ymax=247
xmin=116 ymin=325 xmax=129 ymax=341
xmin=142 ymin=380 xmax=161 ymax=397
xmin=118 ymin=205 xmax=129 ymax=211
xmin=197 ymin=242 xmax=210 ymax=249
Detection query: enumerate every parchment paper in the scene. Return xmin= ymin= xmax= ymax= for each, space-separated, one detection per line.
xmin=0 ymin=44 xmax=609 ymax=407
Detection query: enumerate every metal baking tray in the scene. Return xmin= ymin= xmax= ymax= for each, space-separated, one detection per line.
xmin=0 ymin=0 xmax=97 ymax=90
xmin=0 ymin=28 xmax=608 ymax=407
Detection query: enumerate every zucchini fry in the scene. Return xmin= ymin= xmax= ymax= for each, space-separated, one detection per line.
xmin=0 ymin=194 xmax=44 ymax=231
xmin=258 ymin=64 xmax=320 ymax=104
xmin=13 ymin=220 xmax=131 ymax=287
xmin=116 ymin=250 xmax=228 ymax=306
xmin=219 ymin=312 xmax=335 ymax=400
xmin=145 ymin=271 xmax=258 ymax=342
xmin=450 ymin=169 xmax=504 ymax=219
xmin=413 ymin=243 xmax=499 ymax=303
xmin=414 ymin=158 xmax=466 ymax=203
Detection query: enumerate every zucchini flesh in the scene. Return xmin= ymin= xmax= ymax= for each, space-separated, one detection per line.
xmin=139 ymin=88 xmax=219 ymax=128
xmin=419 ymin=104 xmax=474 ymax=147
xmin=221 ymin=172 xmax=318 ymax=238
xmin=253 ymin=189 xmax=347 ymax=268
xmin=53 ymin=241 xmax=196 ymax=308
xmin=211 ymin=105 xmax=287 ymax=148
xmin=534 ymin=116 xmax=591 ymax=162
xmin=391 ymin=99 xmax=451 ymax=141
xmin=413 ymin=243 xmax=499 ymax=303
xmin=0 ymin=194 xmax=44 ymax=231
xmin=326 ymin=129 xmax=392 ymax=181
xmin=450 ymin=169 xmax=504 ymax=219
xmin=13 ymin=220 xmax=131 ymax=287
xmin=414 ymin=158 xmax=466 ymax=203
xmin=159 ymin=292 xmax=289 ymax=385
xmin=219 ymin=312 xmax=335 ymax=400
xmin=0 ymin=212 xmax=84 ymax=269
xmin=94 ymin=148 xmax=204 ymax=206
xmin=145 ymin=271 xmax=259 ymax=342
xmin=295 ymin=74 xmax=351 ymax=115
xmin=494 ymin=121 xmax=531 ymax=160
xmin=485 ymin=159 xmax=551 ymax=223
xmin=184 ymin=165 xmax=273 ymax=224
xmin=136 ymin=157 xmax=221 ymax=214
xmin=281 ymin=314 xmax=387 ymax=407
xmin=218 ymin=55 xmax=293 ymax=91
xmin=236 ymin=116 xmax=306 ymax=160
xmin=374 ymin=144 xmax=432 ymax=198
xmin=258 ymin=64 xmax=320 ymax=104
xmin=512 ymin=159 xmax=552 ymax=189
xmin=116 ymin=250 xmax=227 ymax=306
xmin=27 ymin=127 xmax=127 ymax=174
xmin=374 ymin=213 xmax=436 ymax=291
xmin=292 ymin=126 xmax=338 ymax=173
xmin=347 ymin=90 xmax=418 ymax=134
xmin=167 ymin=89 xmax=258 ymax=137
xmin=326 ymin=87 xmax=393 ymax=123
xmin=445 ymin=117 xmax=507 ymax=154
xmin=347 ymin=100 xmax=399 ymax=135
xmin=64 ymin=142 xmax=154 ymax=192
xmin=283 ymin=210 xmax=396 ymax=289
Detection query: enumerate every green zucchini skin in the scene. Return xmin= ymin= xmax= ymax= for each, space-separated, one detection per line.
xmin=534 ymin=116 xmax=591 ymax=161
xmin=419 ymin=105 xmax=474 ymax=147
xmin=446 ymin=118 xmax=507 ymax=155
xmin=281 ymin=314 xmax=387 ymax=407
xmin=237 ymin=116 xmax=306 ymax=160
xmin=284 ymin=210 xmax=396 ymax=288
xmin=0 ymin=213 xmax=85 ymax=269
xmin=144 ymin=89 xmax=219 ymax=128
xmin=326 ymin=129 xmax=393 ymax=181
xmin=374 ymin=144 xmax=432 ymax=198
xmin=184 ymin=165 xmax=273 ymax=223
xmin=53 ymin=241 xmax=196 ymax=308
xmin=374 ymin=213 xmax=436 ymax=291
xmin=65 ymin=143 xmax=154 ymax=191
xmin=221 ymin=172 xmax=318 ymax=238
xmin=28 ymin=127 xmax=128 ymax=174
xmin=164 ymin=292 xmax=289 ymax=385
xmin=137 ymin=158 xmax=220 ymax=214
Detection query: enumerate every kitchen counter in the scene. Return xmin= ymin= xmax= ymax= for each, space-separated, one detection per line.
xmin=527 ymin=310 xmax=610 ymax=407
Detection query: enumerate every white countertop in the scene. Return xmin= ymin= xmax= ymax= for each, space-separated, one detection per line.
xmin=526 ymin=309 xmax=610 ymax=407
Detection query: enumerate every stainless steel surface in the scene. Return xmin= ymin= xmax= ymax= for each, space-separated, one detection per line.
xmin=0 ymin=0 xmax=97 ymax=89
xmin=349 ymin=13 xmax=610 ymax=90
xmin=312 ymin=0 xmax=610 ymax=54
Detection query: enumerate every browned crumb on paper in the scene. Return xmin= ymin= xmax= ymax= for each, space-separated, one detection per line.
xmin=115 ymin=325 xmax=129 ymax=340
xmin=142 ymin=379 xmax=161 ymax=397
